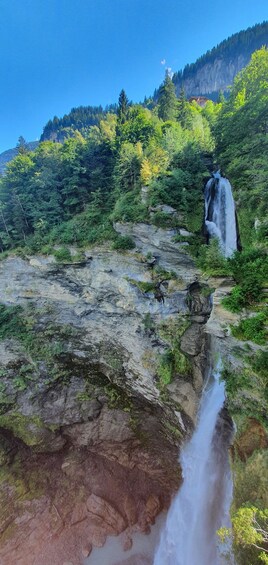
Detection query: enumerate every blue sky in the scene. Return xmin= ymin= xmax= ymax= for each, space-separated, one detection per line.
xmin=0 ymin=0 xmax=267 ymax=152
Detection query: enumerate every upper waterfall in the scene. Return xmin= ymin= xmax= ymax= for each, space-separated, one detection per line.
xmin=204 ymin=173 xmax=237 ymax=257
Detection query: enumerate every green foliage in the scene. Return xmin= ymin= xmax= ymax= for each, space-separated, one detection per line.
xmin=222 ymin=359 xmax=267 ymax=426
xmin=222 ymin=249 xmax=268 ymax=311
xmin=230 ymin=446 xmax=268 ymax=565
xmin=142 ymin=313 xmax=155 ymax=333
xmin=1 ymin=44 xmax=267 ymax=269
xmin=0 ymin=303 xmax=76 ymax=373
xmin=222 ymin=286 xmax=245 ymax=313
xmin=219 ymin=502 xmax=268 ymax=565
xmin=156 ymin=316 xmax=191 ymax=389
xmin=158 ymin=72 xmax=177 ymax=121
xmin=151 ymin=211 xmax=179 ymax=228
xmin=117 ymin=89 xmax=129 ymax=124
xmin=111 ymin=191 xmax=148 ymax=223
xmin=0 ymin=304 xmax=24 ymax=340
xmin=215 ymin=48 xmax=268 ymax=245
xmin=233 ymin=506 xmax=268 ymax=554
xmin=114 ymin=141 xmax=142 ymax=192
xmin=118 ymin=106 xmax=160 ymax=146
xmin=177 ymin=88 xmax=192 ymax=128
xmin=231 ymin=311 xmax=268 ymax=345
xmin=126 ymin=278 xmax=156 ymax=294
xmin=251 ymin=351 xmax=268 ymax=378
xmin=197 ymin=238 xmax=231 ymax=275
xmin=157 ymin=349 xmax=174 ymax=386
xmin=40 ymin=104 xmax=116 ymax=141
xmin=112 ymin=235 xmax=136 ymax=250
xmin=232 ymin=450 xmax=268 ymax=565
xmin=154 ymin=265 xmax=177 ymax=280
xmin=53 ymin=246 xmax=72 ymax=263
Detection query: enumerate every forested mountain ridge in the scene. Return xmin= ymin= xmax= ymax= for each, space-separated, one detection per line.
xmin=40 ymin=21 xmax=268 ymax=147
xmin=2 ymin=21 xmax=266 ymax=160
xmin=0 ymin=49 xmax=267 ymax=254
xmin=171 ymin=20 xmax=268 ymax=98
xmin=40 ymin=103 xmax=117 ymax=142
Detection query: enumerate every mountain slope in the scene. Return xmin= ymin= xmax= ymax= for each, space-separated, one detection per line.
xmin=172 ymin=21 xmax=268 ymax=98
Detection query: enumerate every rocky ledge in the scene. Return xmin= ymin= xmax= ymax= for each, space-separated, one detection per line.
xmin=0 ymin=223 xmax=212 ymax=565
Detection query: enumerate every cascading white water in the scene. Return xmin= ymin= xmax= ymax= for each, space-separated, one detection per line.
xmin=204 ymin=173 xmax=237 ymax=257
xmin=154 ymin=365 xmax=234 ymax=565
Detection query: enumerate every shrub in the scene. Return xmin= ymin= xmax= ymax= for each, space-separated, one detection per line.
xmin=151 ymin=211 xmax=179 ymax=228
xmin=221 ymin=249 xmax=268 ymax=311
xmin=222 ymin=286 xmax=245 ymax=313
xmin=112 ymin=235 xmax=136 ymax=250
xmin=41 ymin=245 xmax=54 ymax=255
xmin=197 ymin=238 xmax=231 ymax=276
xmin=0 ymin=304 xmax=24 ymax=340
xmin=111 ymin=191 xmax=148 ymax=223
xmin=250 ymin=351 xmax=268 ymax=379
xmin=231 ymin=311 xmax=268 ymax=345
xmin=53 ymin=247 xmax=72 ymax=263
xmin=157 ymin=349 xmax=174 ymax=386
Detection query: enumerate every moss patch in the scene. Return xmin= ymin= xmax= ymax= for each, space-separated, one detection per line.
xmin=156 ymin=316 xmax=192 ymax=389
xmin=0 ymin=413 xmax=47 ymax=447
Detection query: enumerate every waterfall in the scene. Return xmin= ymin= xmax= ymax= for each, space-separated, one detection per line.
xmin=204 ymin=173 xmax=237 ymax=257
xmin=154 ymin=364 xmax=234 ymax=565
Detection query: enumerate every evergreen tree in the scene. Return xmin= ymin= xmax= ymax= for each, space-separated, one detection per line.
xmin=16 ymin=136 xmax=28 ymax=155
xmin=158 ymin=71 xmax=177 ymax=121
xmin=177 ymin=87 xmax=191 ymax=128
xmin=217 ymin=90 xmax=226 ymax=104
xmin=117 ymin=89 xmax=129 ymax=124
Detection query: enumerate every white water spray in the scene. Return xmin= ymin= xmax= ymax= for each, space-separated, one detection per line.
xmin=154 ymin=365 xmax=234 ymax=565
xmin=205 ymin=173 xmax=237 ymax=257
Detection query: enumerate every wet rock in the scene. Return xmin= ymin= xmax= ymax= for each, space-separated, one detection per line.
xmin=144 ymin=495 xmax=161 ymax=523
xmin=63 ymin=407 xmax=134 ymax=447
xmin=81 ymin=544 xmax=92 ymax=558
xmin=86 ymin=494 xmax=127 ymax=534
xmin=121 ymin=531 xmax=133 ymax=551
xmin=181 ymin=323 xmax=203 ymax=357
xmin=235 ymin=418 xmax=268 ymax=460
xmin=70 ymin=503 xmax=88 ymax=526
xmin=87 ymin=527 xmax=107 ymax=547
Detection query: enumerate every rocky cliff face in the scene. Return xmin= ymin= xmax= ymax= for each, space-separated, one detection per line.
xmin=175 ymin=54 xmax=249 ymax=97
xmin=172 ymin=21 xmax=268 ymax=98
xmin=0 ymin=223 xmax=267 ymax=565
xmin=0 ymin=224 xmax=212 ymax=565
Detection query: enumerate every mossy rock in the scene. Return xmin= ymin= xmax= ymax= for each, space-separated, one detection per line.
xmin=0 ymin=412 xmax=63 ymax=451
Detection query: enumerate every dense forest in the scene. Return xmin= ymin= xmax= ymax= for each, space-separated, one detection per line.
xmin=0 ymin=48 xmax=267 ymax=564
xmin=0 ymin=49 xmax=267 ymax=256
xmin=40 ymin=103 xmax=117 ymax=142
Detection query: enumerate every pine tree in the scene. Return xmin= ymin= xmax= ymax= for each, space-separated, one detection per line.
xmin=158 ymin=71 xmax=177 ymax=121
xmin=217 ymin=90 xmax=226 ymax=104
xmin=117 ymin=89 xmax=129 ymax=124
xmin=177 ymin=87 xmax=191 ymax=128
xmin=16 ymin=136 xmax=28 ymax=155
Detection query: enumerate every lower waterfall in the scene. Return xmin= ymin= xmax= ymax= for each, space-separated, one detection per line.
xmin=154 ymin=363 xmax=234 ymax=565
